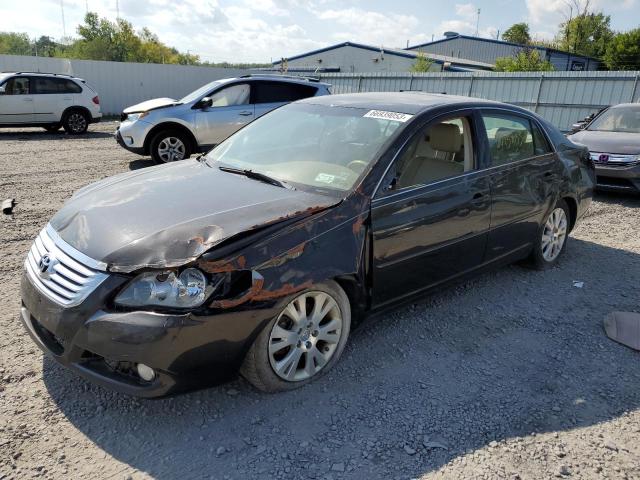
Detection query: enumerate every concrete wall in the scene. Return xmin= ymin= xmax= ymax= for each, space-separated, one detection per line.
xmin=0 ymin=54 xmax=251 ymax=115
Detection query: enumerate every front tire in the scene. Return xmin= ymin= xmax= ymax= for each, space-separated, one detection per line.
xmin=241 ymin=281 xmax=351 ymax=392
xmin=150 ymin=130 xmax=191 ymax=164
xmin=63 ymin=110 xmax=89 ymax=134
xmin=528 ymin=199 xmax=570 ymax=269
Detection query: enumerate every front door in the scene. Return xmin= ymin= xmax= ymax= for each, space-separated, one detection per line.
xmin=478 ymin=111 xmax=559 ymax=261
xmin=194 ymin=82 xmax=254 ymax=146
xmin=371 ymin=112 xmax=492 ymax=306
xmin=0 ymin=76 xmax=34 ymax=124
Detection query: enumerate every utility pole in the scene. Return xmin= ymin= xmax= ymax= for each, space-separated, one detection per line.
xmin=475 ymin=8 xmax=481 ymax=36
xmin=116 ymin=0 xmax=120 ymax=21
xmin=60 ymin=0 xmax=67 ymax=38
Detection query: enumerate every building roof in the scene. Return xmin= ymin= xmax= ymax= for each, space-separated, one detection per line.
xmin=273 ymin=41 xmax=494 ymax=70
xmin=298 ymin=91 xmax=505 ymax=115
xmin=407 ymin=34 xmax=600 ymax=62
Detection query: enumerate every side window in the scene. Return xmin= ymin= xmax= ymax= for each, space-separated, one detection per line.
xmin=531 ymin=122 xmax=553 ymax=155
xmin=3 ymin=77 xmax=30 ymax=95
xmin=393 ymin=116 xmax=474 ymax=190
xmin=60 ymin=79 xmax=82 ymax=93
xmin=481 ymin=114 xmax=536 ymax=166
xmin=208 ymin=83 xmax=250 ymax=107
xmin=253 ymin=82 xmax=318 ymax=104
xmin=33 ymin=77 xmax=59 ymax=94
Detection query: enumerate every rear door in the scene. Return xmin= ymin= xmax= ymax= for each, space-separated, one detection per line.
xmin=252 ymin=81 xmax=318 ymax=119
xmin=371 ymin=110 xmax=492 ymax=306
xmin=0 ymin=76 xmax=34 ymax=124
xmin=32 ymin=77 xmax=79 ymax=123
xmin=479 ymin=110 xmax=558 ymax=261
xmin=193 ymin=82 xmax=254 ymax=146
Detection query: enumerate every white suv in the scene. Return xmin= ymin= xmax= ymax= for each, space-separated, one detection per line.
xmin=0 ymin=72 xmax=102 ymax=134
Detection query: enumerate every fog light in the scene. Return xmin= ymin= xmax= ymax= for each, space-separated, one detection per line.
xmin=136 ymin=363 xmax=155 ymax=382
xmin=125 ymin=136 xmax=134 ymax=145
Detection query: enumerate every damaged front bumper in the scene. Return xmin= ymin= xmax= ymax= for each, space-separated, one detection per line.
xmin=20 ymin=271 xmax=276 ymax=397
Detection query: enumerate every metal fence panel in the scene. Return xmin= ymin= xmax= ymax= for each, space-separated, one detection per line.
xmin=319 ymin=71 xmax=640 ymax=131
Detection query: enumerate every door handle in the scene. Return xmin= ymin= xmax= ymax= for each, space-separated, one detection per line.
xmin=23 ymin=98 xmax=33 ymax=102
xmin=238 ymin=111 xmax=253 ymax=116
xmin=543 ymin=171 xmax=554 ymax=177
xmin=471 ymin=192 xmax=485 ymax=204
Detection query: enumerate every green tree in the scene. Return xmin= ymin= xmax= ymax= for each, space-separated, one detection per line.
xmin=495 ymin=49 xmax=555 ymax=72
xmin=502 ymin=23 xmax=531 ymax=45
xmin=557 ymin=9 xmax=613 ymax=58
xmin=0 ymin=32 xmax=31 ymax=55
xmin=410 ymin=53 xmax=433 ymax=72
xmin=34 ymin=36 xmax=59 ymax=57
xmin=603 ymin=28 xmax=640 ymax=71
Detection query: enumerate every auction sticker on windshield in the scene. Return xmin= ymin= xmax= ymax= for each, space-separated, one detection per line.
xmin=363 ymin=110 xmax=413 ymax=123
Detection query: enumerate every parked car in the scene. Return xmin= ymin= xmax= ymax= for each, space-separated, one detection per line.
xmin=116 ymin=74 xmax=331 ymax=163
xmin=21 ymin=93 xmax=594 ymax=397
xmin=568 ymin=103 xmax=640 ymax=193
xmin=0 ymin=71 xmax=101 ymax=133
xmin=569 ymin=107 xmax=608 ymax=133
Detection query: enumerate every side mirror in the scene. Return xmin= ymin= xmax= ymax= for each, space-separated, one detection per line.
xmin=570 ymin=122 xmax=586 ymax=133
xmin=0 ymin=86 xmax=5 ymax=95
xmin=198 ymin=97 xmax=213 ymax=109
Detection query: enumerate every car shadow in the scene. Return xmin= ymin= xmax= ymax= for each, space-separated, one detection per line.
xmin=128 ymin=158 xmax=156 ymax=170
xmin=42 ymin=238 xmax=640 ymax=479
xmin=594 ymin=190 xmax=640 ymax=206
xmin=0 ymin=129 xmax=113 ymax=140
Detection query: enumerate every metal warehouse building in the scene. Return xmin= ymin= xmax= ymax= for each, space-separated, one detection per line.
xmin=408 ymin=33 xmax=602 ymax=71
xmin=272 ymin=42 xmax=494 ymax=74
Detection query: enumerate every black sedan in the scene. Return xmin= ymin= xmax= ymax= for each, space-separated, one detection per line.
xmin=568 ymin=103 xmax=640 ymax=193
xmin=20 ymin=92 xmax=595 ymax=396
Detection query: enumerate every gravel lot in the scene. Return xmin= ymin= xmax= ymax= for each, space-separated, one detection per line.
xmin=0 ymin=122 xmax=639 ymax=480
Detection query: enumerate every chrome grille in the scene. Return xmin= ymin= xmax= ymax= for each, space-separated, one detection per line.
xmin=590 ymin=152 xmax=640 ymax=166
xmin=24 ymin=224 xmax=108 ymax=307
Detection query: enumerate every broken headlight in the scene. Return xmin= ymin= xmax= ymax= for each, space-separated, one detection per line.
xmin=115 ymin=268 xmax=214 ymax=309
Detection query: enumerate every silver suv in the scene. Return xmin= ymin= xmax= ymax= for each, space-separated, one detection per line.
xmin=0 ymin=72 xmax=102 ymax=133
xmin=116 ymin=75 xmax=331 ymax=163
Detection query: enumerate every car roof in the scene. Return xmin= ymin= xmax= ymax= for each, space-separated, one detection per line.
xmin=297 ymin=91 xmax=510 ymax=115
xmin=0 ymin=71 xmax=84 ymax=81
xmin=217 ymin=74 xmax=331 ymax=88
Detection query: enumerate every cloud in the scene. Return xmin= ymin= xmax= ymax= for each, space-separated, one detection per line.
xmin=435 ymin=3 xmax=498 ymax=39
xmin=315 ymin=8 xmax=420 ymax=48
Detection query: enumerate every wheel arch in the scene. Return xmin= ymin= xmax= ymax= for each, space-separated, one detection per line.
xmin=61 ymin=106 xmax=92 ymax=122
xmin=561 ymin=195 xmax=578 ymax=232
xmin=143 ymin=122 xmax=198 ymax=155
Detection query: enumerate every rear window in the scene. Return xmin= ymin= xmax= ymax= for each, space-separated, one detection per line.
xmin=252 ymin=81 xmax=318 ymax=104
xmin=33 ymin=77 xmax=82 ymax=94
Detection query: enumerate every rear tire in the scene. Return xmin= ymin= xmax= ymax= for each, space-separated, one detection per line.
xmin=62 ymin=110 xmax=89 ymax=134
xmin=527 ymin=199 xmax=570 ymax=270
xmin=43 ymin=124 xmax=61 ymax=133
xmin=149 ymin=130 xmax=191 ymax=164
xmin=241 ymin=280 xmax=351 ymax=393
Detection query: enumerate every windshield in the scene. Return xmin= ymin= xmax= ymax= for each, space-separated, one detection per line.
xmin=205 ymin=103 xmax=405 ymax=192
xmin=588 ymin=105 xmax=640 ymax=133
xmin=179 ymin=80 xmax=223 ymax=104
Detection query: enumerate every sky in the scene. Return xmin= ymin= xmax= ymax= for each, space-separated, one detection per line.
xmin=1 ymin=0 xmax=638 ymax=63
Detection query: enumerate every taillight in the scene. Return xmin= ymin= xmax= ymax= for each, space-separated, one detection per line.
xmin=92 ymin=96 xmax=100 ymax=105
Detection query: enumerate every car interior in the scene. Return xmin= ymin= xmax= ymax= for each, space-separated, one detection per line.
xmin=397 ymin=118 xmax=473 ymax=189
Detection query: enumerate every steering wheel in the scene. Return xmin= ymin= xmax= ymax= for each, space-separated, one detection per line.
xmin=347 ymin=160 xmax=368 ymax=174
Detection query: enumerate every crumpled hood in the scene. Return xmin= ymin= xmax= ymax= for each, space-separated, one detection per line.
xmin=568 ymin=130 xmax=640 ymax=155
xmin=50 ymin=161 xmax=338 ymax=273
xmin=123 ymin=97 xmax=179 ymax=114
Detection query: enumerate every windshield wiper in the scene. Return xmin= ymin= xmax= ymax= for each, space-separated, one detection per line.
xmin=218 ymin=166 xmax=293 ymax=189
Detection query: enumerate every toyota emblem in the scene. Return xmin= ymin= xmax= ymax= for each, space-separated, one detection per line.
xmin=38 ymin=253 xmax=53 ymax=275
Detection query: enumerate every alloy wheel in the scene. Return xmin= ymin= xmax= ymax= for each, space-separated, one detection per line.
xmin=268 ymin=291 xmax=343 ymax=382
xmin=67 ymin=113 xmax=87 ymax=133
xmin=157 ymin=137 xmax=186 ymax=162
xmin=541 ymin=207 xmax=568 ymax=262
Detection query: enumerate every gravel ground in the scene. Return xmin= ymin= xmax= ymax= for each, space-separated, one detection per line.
xmin=0 ymin=122 xmax=639 ymax=480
